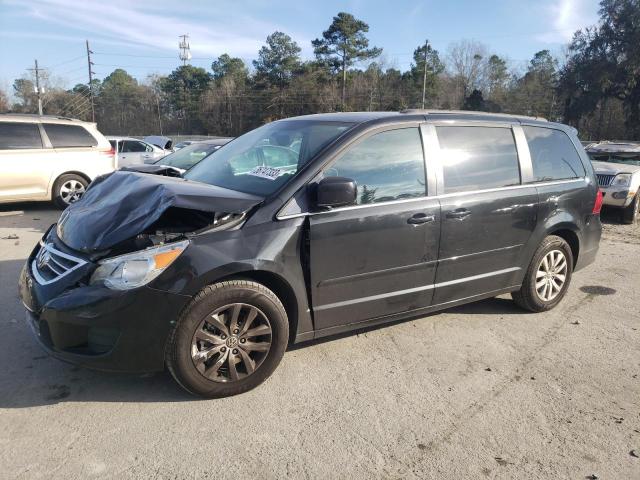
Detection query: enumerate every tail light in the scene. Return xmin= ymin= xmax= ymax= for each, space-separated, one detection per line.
xmin=592 ymin=188 xmax=603 ymax=214
xmin=101 ymin=147 xmax=117 ymax=168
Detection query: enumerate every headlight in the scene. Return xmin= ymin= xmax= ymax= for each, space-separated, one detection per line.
xmin=611 ymin=173 xmax=632 ymax=187
xmin=90 ymin=240 xmax=189 ymax=290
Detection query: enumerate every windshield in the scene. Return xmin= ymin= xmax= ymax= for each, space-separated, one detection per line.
xmin=184 ymin=120 xmax=353 ymax=196
xmin=155 ymin=143 xmax=221 ymax=170
xmin=589 ymin=153 xmax=640 ymax=167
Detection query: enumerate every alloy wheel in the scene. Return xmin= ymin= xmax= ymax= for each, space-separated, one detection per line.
xmin=60 ymin=180 xmax=86 ymax=204
xmin=535 ymin=249 xmax=568 ymax=302
xmin=191 ymin=303 xmax=272 ymax=383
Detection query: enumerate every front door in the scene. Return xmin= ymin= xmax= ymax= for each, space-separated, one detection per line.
xmin=431 ymin=124 xmax=538 ymax=304
xmin=309 ymin=126 xmax=441 ymax=331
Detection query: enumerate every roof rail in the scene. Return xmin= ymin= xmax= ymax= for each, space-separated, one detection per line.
xmin=0 ymin=113 xmax=84 ymax=122
xmin=400 ymin=109 xmax=547 ymax=122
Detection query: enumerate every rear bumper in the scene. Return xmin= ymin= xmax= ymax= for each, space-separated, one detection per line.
xmin=19 ymin=262 xmax=191 ymax=373
xmin=575 ymin=215 xmax=601 ymax=272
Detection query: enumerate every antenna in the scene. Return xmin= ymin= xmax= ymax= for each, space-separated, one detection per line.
xmin=179 ymin=34 xmax=192 ymax=66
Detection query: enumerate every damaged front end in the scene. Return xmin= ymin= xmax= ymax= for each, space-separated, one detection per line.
xmin=18 ymin=170 xmax=263 ymax=371
xmin=55 ymin=170 xmax=262 ymax=258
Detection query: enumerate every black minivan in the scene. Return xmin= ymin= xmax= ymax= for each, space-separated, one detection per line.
xmin=19 ymin=111 xmax=602 ymax=397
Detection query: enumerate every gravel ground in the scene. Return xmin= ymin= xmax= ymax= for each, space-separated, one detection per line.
xmin=0 ymin=203 xmax=638 ymax=479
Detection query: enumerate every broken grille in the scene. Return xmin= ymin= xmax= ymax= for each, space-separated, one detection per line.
xmin=31 ymin=241 xmax=87 ymax=285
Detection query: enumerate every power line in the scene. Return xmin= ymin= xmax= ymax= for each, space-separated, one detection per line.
xmin=48 ymin=54 xmax=86 ymax=70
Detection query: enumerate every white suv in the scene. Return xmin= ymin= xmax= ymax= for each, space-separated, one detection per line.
xmin=0 ymin=114 xmax=115 ymax=208
xmin=587 ymin=141 xmax=640 ymax=224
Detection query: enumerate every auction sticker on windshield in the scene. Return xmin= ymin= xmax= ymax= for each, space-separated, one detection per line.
xmin=247 ymin=166 xmax=284 ymax=180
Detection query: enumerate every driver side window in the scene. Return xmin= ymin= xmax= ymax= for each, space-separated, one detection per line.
xmin=324 ymin=127 xmax=426 ymax=205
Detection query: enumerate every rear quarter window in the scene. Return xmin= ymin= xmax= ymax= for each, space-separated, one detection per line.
xmin=523 ymin=126 xmax=585 ymax=182
xmin=43 ymin=123 xmax=98 ymax=148
xmin=0 ymin=122 xmax=43 ymax=149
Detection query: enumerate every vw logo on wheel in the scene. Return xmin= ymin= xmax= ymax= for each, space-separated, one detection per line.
xmin=225 ymin=336 xmax=239 ymax=348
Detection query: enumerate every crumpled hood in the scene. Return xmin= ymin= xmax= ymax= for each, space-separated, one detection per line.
xmin=57 ymin=170 xmax=262 ymax=253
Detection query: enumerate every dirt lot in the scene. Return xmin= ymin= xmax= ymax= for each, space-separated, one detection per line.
xmin=0 ymin=203 xmax=638 ymax=479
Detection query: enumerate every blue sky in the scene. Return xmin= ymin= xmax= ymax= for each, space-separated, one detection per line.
xmin=0 ymin=0 xmax=601 ymax=93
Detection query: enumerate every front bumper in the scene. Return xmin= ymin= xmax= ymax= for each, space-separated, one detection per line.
xmin=600 ymin=188 xmax=636 ymax=207
xmin=18 ymin=245 xmax=192 ymax=373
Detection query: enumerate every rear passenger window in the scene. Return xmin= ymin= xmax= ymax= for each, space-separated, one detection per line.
xmin=43 ymin=123 xmax=98 ymax=148
xmin=523 ymin=126 xmax=585 ymax=181
xmin=0 ymin=122 xmax=43 ymax=149
xmin=436 ymin=126 xmax=520 ymax=194
xmin=122 ymin=140 xmax=148 ymax=153
xmin=325 ymin=128 xmax=426 ymax=204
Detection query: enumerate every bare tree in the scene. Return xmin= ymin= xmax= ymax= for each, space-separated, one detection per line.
xmin=446 ymin=40 xmax=489 ymax=108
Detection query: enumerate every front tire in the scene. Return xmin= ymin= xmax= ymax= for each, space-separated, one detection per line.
xmin=52 ymin=174 xmax=88 ymax=208
xmin=512 ymin=235 xmax=573 ymax=312
xmin=621 ymin=192 xmax=639 ymax=224
xmin=166 ymin=280 xmax=289 ymax=398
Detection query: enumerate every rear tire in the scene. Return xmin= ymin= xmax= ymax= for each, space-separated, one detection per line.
xmin=621 ymin=192 xmax=639 ymax=224
xmin=52 ymin=174 xmax=88 ymax=209
xmin=512 ymin=235 xmax=573 ymax=312
xmin=166 ymin=280 xmax=289 ymax=398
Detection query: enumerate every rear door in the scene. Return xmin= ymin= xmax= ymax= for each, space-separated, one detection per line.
xmin=431 ymin=123 xmax=538 ymax=304
xmin=119 ymin=140 xmax=150 ymax=166
xmin=0 ymin=121 xmax=50 ymax=200
xmin=308 ymin=125 xmax=441 ymax=331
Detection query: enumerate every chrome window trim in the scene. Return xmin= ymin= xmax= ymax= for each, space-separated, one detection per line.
xmin=420 ymin=123 xmax=442 ymax=195
xmin=513 ymin=125 xmax=534 ymax=183
xmin=314 ymin=267 xmax=521 ymax=311
xmin=276 ymin=177 xmax=587 ymax=220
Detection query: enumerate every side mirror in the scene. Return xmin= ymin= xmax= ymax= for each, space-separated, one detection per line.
xmin=316 ymin=176 xmax=357 ymax=208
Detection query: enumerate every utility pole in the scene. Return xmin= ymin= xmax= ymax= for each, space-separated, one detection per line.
xmin=178 ymin=35 xmax=191 ymax=131
xmin=28 ymin=60 xmax=44 ymax=115
xmin=421 ymin=39 xmax=428 ymax=110
xmin=86 ymin=40 xmax=95 ymax=122
xmin=156 ymin=94 xmax=163 ymax=135
xmin=179 ymin=34 xmax=191 ymax=66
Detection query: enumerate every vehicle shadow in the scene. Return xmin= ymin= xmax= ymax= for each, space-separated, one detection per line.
xmin=0 ymin=201 xmax=60 ymax=213
xmin=600 ymin=206 xmax=623 ymax=224
xmin=0 ymin=258 xmax=194 ymax=408
xmin=289 ymin=296 xmax=525 ymax=351
xmin=2 ymin=253 xmax=525 ymax=408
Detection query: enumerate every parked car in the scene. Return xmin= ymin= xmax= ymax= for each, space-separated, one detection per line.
xmin=152 ymin=138 xmax=233 ymax=172
xmin=107 ymin=136 xmax=167 ymax=167
xmin=173 ymin=140 xmax=195 ymax=150
xmin=586 ymin=141 xmax=640 ymax=223
xmin=19 ymin=110 xmax=602 ymax=398
xmin=144 ymin=135 xmax=173 ymax=152
xmin=0 ymin=114 xmax=115 ymax=207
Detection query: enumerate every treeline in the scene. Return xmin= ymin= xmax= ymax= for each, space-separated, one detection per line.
xmin=3 ymin=0 xmax=639 ymax=140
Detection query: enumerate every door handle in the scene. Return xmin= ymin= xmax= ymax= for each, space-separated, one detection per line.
xmin=408 ymin=213 xmax=436 ymax=225
xmin=445 ymin=208 xmax=471 ymax=219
